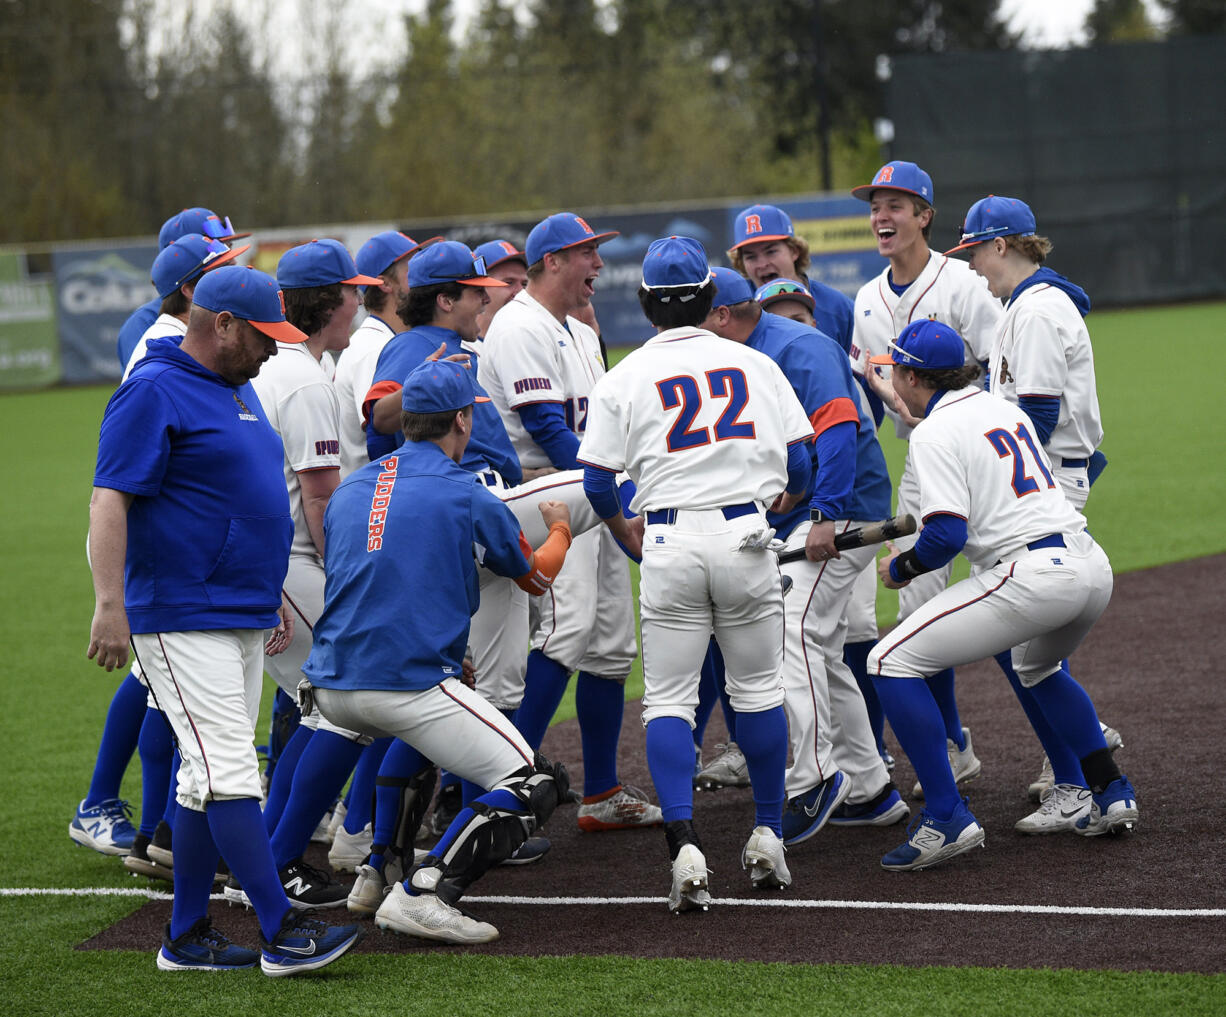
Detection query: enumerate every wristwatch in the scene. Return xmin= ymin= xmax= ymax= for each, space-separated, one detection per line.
xmin=810 ymin=509 xmax=830 ymax=524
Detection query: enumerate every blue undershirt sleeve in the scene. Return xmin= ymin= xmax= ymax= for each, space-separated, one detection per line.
xmin=856 ymin=374 xmax=885 ymax=429
xmin=809 ymin=420 xmax=856 ymax=518
xmin=913 ymin=513 xmax=967 ymax=570
xmin=518 ymin=402 xmax=581 ymax=470
xmin=582 ymin=464 xmax=622 ymax=519
xmin=1018 ymin=394 xmax=1060 ymax=446
xmin=785 ymin=440 xmax=813 ymax=496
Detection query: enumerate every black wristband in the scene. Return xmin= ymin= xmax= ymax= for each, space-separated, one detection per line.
xmin=890 ymin=547 xmax=933 ymax=583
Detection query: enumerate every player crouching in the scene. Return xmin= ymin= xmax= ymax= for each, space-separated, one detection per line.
xmin=866 ymin=320 xmax=1137 ymax=872
xmin=300 ymin=359 xmax=574 ymax=942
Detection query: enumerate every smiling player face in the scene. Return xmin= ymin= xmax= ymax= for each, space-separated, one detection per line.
xmin=555 ymin=241 xmax=603 ymax=309
xmin=739 ymin=240 xmax=800 ymax=288
xmin=869 ymin=190 xmax=931 ymax=263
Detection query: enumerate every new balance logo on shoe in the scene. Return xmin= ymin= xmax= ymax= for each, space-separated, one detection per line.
xmin=284 ymin=877 xmax=309 ymax=897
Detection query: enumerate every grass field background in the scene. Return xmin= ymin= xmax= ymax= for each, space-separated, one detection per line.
xmin=0 ymin=301 xmax=1222 ymax=1014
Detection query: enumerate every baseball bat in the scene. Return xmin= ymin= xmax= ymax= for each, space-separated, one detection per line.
xmin=775 ymin=514 xmax=917 ymax=565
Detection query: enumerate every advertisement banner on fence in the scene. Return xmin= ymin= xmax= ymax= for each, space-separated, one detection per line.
xmin=0 ymin=252 xmax=60 ymax=391
xmin=52 ymin=245 xmax=157 ymax=385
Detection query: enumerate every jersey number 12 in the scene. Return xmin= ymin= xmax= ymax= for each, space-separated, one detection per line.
xmin=657 ymin=369 xmax=756 ymax=453
xmin=986 ymin=423 xmax=1055 ymax=497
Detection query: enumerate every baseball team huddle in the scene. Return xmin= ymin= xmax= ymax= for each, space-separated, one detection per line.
xmin=75 ymin=158 xmax=1137 ymax=975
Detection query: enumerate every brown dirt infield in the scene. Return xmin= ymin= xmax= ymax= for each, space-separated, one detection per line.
xmin=83 ymin=555 xmax=1226 ymax=973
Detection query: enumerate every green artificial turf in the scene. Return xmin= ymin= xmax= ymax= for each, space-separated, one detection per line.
xmin=1 ymin=301 xmax=1221 ymax=1013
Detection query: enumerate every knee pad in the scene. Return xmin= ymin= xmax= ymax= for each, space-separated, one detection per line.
xmin=376 ymin=764 xmax=437 ymax=859
xmin=417 ymin=757 xmax=569 ymax=904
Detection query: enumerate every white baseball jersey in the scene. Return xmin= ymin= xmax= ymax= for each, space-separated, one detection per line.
xmin=479 ymin=290 xmax=606 ymax=470
xmin=989 ymin=282 xmax=1103 ymax=463
xmin=333 ymin=313 xmax=396 ymax=478
xmin=121 ymin=314 xmax=187 ymax=381
xmin=909 ymin=386 xmax=1088 ymax=570
xmin=578 ymin=328 xmax=812 ymax=510
xmin=851 ymin=250 xmax=1002 ymax=439
xmin=249 ymin=342 xmax=342 ymax=558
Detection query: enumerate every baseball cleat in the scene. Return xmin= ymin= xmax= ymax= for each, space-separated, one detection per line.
xmin=124 ymin=835 xmax=174 ymax=882
xmin=1074 ymin=776 xmax=1138 ymax=837
xmin=327 ymin=822 xmax=373 ymax=873
xmin=223 ymin=875 xmax=251 ymax=909
xmin=1014 ymin=783 xmax=1092 ymax=835
xmin=1029 ymin=723 xmax=1123 ymax=802
xmin=881 ymin=799 xmax=985 ymax=871
xmin=829 ymin=782 xmax=910 ymax=827
xmin=260 ymin=908 xmax=364 ymax=977
xmin=325 ymin=800 xmax=348 ymax=842
xmin=668 ymin=843 xmax=711 ymax=914
xmin=781 ymin=770 xmax=851 ymax=845
xmin=694 ymin=742 xmax=750 ymax=791
xmin=145 ymin=820 xmax=175 ymax=869
xmin=577 ymin=784 xmax=663 ymax=831
xmin=279 ymin=858 xmax=349 ymax=909
xmin=912 ymin=727 xmax=981 ymax=800
xmin=347 ymin=863 xmax=389 ymax=917
xmin=374 ymin=881 xmax=499 ymax=944
xmin=500 ymin=835 xmax=551 ymax=866
xmin=741 ymin=826 xmax=791 ymax=890
xmin=156 ymin=918 xmax=259 ymax=972
xmin=69 ymin=798 xmax=136 ymax=856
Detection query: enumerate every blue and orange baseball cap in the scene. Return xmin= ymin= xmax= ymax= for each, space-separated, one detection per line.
xmin=151 ymin=234 xmax=250 ymax=299
xmin=754 ymin=278 xmax=815 ymax=313
xmin=641 ymin=236 xmax=711 ymax=296
xmin=401 ymin=359 xmax=490 ymax=414
xmin=730 ymin=204 xmax=795 ymax=251
xmin=474 ymin=239 xmax=527 ymax=271
xmin=708 ymin=267 xmax=755 ymax=308
xmin=158 ymin=207 xmax=250 ymax=249
xmin=277 ymin=239 xmax=382 ymax=290
xmin=945 ymin=196 xmax=1037 ymax=255
xmin=408 ymin=241 xmax=509 ymax=288
xmin=355 ymin=231 xmax=442 ymax=280
xmin=192 ymin=265 xmax=307 ymax=343
xmin=525 ymin=213 xmax=618 ymax=266
xmin=869 ymin=319 xmax=963 ymax=370
xmin=851 ymin=161 xmax=935 ymax=206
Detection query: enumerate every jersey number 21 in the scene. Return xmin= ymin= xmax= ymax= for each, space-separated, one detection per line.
xmin=657 ymin=369 xmax=756 ymax=453
xmin=986 ymin=423 xmax=1055 ymax=497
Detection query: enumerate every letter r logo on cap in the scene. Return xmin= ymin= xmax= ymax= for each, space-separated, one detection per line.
xmin=574 ymin=216 xmax=594 ymax=235
xmin=877 ymin=166 xmax=894 ymax=183
xmin=278 ymin=290 xmax=286 ymax=315
xmin=745 ymin=214 xmax=762 ymax=235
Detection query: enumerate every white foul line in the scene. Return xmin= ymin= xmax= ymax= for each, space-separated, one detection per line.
xmin=3 ymin=887 xmax=1222 ymax=918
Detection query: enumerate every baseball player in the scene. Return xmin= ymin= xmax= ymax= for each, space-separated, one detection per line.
xmin=946 ymin=196 xmax=1120 ymax=826
xmin=303 ymin=358 xmax=574 ymax=943
xmin=578 ymin=236 xmax=816 ymax=911
xmin=754 ymin=278 xmax=818 ymax=328
xmin=361 ymin=242 xmax=622 ymax=855
xmin=728 ymin=204 xmax=855 ymax=354
xmin=866 ymin=319 xmax=1137 ymax=870
xmin=479 ymin=213 xmax=660 ymax=831
xmin=850 ymin=161 xmax=1003 ymax=797
xmin=239 ymin=239 xmax=382 ymax=908
xmin=703 ymin=268 xmax=906 ymax=842
xmin=473 ymin=239 xmax=530 ymax=342
xmin=87 ymin=264 xmax=362 ymax=974
xmin=121 ymin=235 xmax=251 ymax=379
xmin=116 ymin=208 xmax=250 ymax=368
xmin=334 ymin=230 xmax=441 ymax=478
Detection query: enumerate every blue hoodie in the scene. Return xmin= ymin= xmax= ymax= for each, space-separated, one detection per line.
xmin=1010 ymin=267 xmax=1091 ymax=317
xmin=94 ymin=337 xmax=292 ymax=633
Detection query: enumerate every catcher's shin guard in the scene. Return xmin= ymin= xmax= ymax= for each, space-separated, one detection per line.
xmin=415 ymin=756 xmax=569 ymax=905
xmin=376 ymin=763 xmax=438 ymax=863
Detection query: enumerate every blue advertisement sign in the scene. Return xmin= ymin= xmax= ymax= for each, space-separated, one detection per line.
xmin=52 ymin=245 xmax=157 ymax=384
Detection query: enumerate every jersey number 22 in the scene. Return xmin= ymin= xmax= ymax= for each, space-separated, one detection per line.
xmin=657 ymin=369 xmax=755 ymax=453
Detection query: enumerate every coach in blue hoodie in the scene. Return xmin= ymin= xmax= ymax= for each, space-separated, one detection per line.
xmin=87 ymin=265 xmax=362 ymax=976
